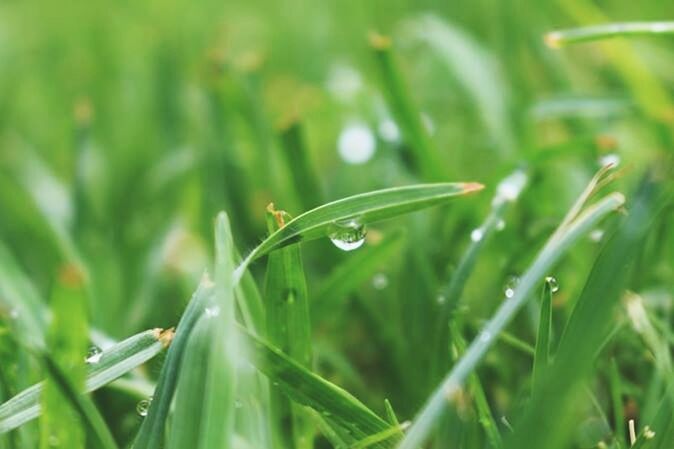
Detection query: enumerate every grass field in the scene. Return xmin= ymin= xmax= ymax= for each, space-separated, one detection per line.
xmin=0 ymin=1 xmax=673 ymax=448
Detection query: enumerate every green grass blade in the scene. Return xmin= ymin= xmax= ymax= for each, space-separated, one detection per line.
xmin=398 ymin=187 xmax=626 ymax=449
xmin=278 ymin=121 xmax=324 ymax=211
xmin=609 ymin=358 xmax=627 ymax=448
xmin=545 ymin=22 xmax=674 ymax=48
xmin=241 ymin=326 xmax=395 ymax=447
xmin=0 ymin=328 xmax=169 ymax=433
xmin=264 ymin=206 xmax=313 ymax=449
xmin=532 ymin=277 xmax=553 ymax=396
xmin=236 ymin=182 xmax=483 ymax=279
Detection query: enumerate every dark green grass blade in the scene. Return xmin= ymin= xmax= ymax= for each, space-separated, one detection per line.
xmin=609 ymin=358 xmax=627 ymax=448
xmin=278 ymin=122 xmax=324 ymax=211
xmin=545 ymin=22 xmax=674 ymax=48
xmin=236 ymin=182 xmax=483 ymax=278
xmin=264 ymin=206 xmax=313 ymax=449
xmin=532 ymin=277 xmax=553 ymax=396
xmin=504 ymin=170 xmax=672 ymax=449
xmin=0 ymin=328 xmax=169 ymax=433
xmin=241 ymin=326 xmax=396 ymax=448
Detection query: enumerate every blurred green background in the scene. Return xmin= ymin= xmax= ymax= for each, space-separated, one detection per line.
xmin=1 ymin=0 xmax=673 ymax=446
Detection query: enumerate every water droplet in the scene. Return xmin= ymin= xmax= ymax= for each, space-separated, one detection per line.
xmin=589 ymin=229 xmax=604 ymax=242
xmin=205 ymin=306 xmax=220 ymax=317
xmin=378 ymin=119 xmax=400 ymax=143
xmin=495 ymin=219 xmax=506 ymax=231
xmin=493 ymin=170 xmax=528 ymax=205
xmin=328 ymin=219 xmax=367 ymax=251
xmin=436 ymin=294 xmax=447 ymax=305
xmin=470 ymin=228 xmax=484 ymax=242
xmin=598 ymin=153 xmax=620 ymax=167
xmin=504 ymin=275 xmax=520 ymax=299
xmin=372 ymin=273 xmax=389 ymax=290
xmin=325 ymin=63 xmax=363 ymax=102
xmin=338 ymin=122 xmax=376 ymax=164
xmin=479 ymin=330 xmax=492 ymax=343
xmin=85 ymin=346 xmax=103 ymax=364
xmin=545 ymin=276 xmax=559 ymax=293
xmin=137 ymin=397 xmax=152 ymax=417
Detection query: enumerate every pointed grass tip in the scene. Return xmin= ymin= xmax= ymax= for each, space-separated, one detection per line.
xmin=462 ymin=182 xmax=485 ymax=194
xmin=544 ymin=32 xmax=562 ymax=49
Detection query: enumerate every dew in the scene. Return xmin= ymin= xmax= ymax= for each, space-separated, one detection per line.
xmin=470 ymin=228 xmax=484 ymax=242
xmin=205 ymin=306 xmax=220 ymax=317
xmin=338 ymin=122 xmax=376 ymax=165
xmin=137 ymin=397 xmax=152 ymax=417
xmin=325 ymin=63 xmax=363 ymax=102
xmin=479 ymin=330 xmax=492 ymax=343
xmin=545 ymin=276 xmax=559 ymax=293
xmin=328 ymin=219 xmax=367 ymax=251
xmin=372 ymin=273 xmax=389 ymax=290
xmin=598 ymin=153 xmax=620 ymax=167
xmin=495 ymin=219 xmax=506 ymax=231
xmin=378 ymin=119 xmax=401 ymax=143
xmin=589 ymin=229 xmax=604 ymax=242
xmin=493 ymin=170 xmax=528 ymax=206
xmin=85 ymin=346 xmax=103 ymax=364
xmin=504 ymin=275 xmax=520 ymax=299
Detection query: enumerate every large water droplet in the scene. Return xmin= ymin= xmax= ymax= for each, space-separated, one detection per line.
xmin=470 ymin=228 xmax=484 ymax=242
xmin=338 ymin=122 xmax=376 ymax=165
xmin=85 ymin=346 xmax=103 ymax=364
xmin=9 ymin=309 xmax=19 ymax=319
xmin=137 ymin=397 xmax=152 ymax=417
xmin=504 ymin=275 xmax=520 ymax=299
xmin=545 ymin=276 xmax=559 ymax=293
xmin=372 ymin=273 xmax=389 ymax=290
xmin=598 ymin=153 xmax=620 ymax=167
xmin=329 ymin=219 xmax=367 ymax=251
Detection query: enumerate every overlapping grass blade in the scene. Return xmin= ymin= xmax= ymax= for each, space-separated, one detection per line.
xmin=278 ymin=122 xmax=324 ymax=211
xmin=235 ymin=182 xmax=483 ymax=279
xmin=532 ymin=277 xmax=553 ymax=396
xmin=545 ymin=22 xmax=674 ymax=48
xmin=0 ymin=328 xmax=169 ymax=433
xmin=398 ymin=168 xmax=626 ymax=449
xmin=609 ymin=358 xmax=627 ymax=448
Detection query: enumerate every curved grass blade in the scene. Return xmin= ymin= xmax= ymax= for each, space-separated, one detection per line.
xmin=545 ymin=22 xmax=674 ymax=48
xmin=235 ymin=182 xmax=483 ymax=280
xmin=0 ymin=328 xmax=170 ymax=433
xmin=398 ymin=187 xmax=626 ymax=448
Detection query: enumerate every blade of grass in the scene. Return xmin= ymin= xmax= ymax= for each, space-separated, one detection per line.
xmin=264 ymin=205 xmax=313 ymax=449
xmin=278 ymin=121 xmax=324 ymax=211
xmin=609 ymin=358 xmax=627 ymax=448
xmin=0 ymin=328 xmax=170 ymax=433
xmin=235 ymin=182 xmax=484 ymax=280
xmin=545 ymin=22 xmax=674 ymax=48
xmin=399 ymin=184 xmax=626 ymax=448
xmin=532 ymin=277 xmax=554 ymax=396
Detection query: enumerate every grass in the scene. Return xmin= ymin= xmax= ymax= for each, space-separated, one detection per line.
xmin=0 ymin=2 xmax=674 ymax=449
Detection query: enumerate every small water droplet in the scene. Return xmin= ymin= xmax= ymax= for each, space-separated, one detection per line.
xmin=598 ymin=153 xmax=620 ymax=167
xmin=589 ymin=229 xmax=604 ymax=242
xmin=545 ymin=276 xmax=559 ymax=293
xmin=495 ymin=219 xmax=506 ymax=231
xmin=493 ymin=170 xmax=528 ymax=205
xmin=205 ymin=306 xmax=220 ymax=317
xmin=378 ymin=119 xmax=400 ymax=143
xmin=48 ymin=435 xmax=60 ymax=447
xmin=85 ymin=346 xmax=103 ymax=364
xmin=504 ymin=275 xmax=520 ymax=299
xmin=338 ymin=122 xmax=376 ymax=164
xmin=372 ymin=273 xmax=389 ymax=290
xmin=479 ymin=330 xmax=492 ymax=343
xmin=436 ymin=294 xmax=447 ymax=305
xmin=470 ymin=228 xmax=484 ymax=242
xmin=137 ymin=397 xmax=152 ymax=417
xmin=329 ymin=219 xmax=367 ymax=251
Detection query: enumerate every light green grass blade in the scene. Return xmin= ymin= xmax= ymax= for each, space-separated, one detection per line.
xmin=532 ymin=277 xmax=553 ymax=396
xmin=264 ymin=206 xmax=313 ymax=449
xmin=236 ymin=182 xmax=483 ymax=279
xmin=0 ymin=328 xmax=168 ymax=433
xmin=545 ymin=22 xmax=674 ymax=48
xmin=504 ymin=171 xmax=672 ymax=449
xmin=241 ymin=326 xmax=396 ymax=448
xmin=278 ymin=122 xmax=324 ymax=211
xmin=398 ymin=177 xmax=626 ymax=449
xmin=609 ymin=358 xmax=627 ymax=448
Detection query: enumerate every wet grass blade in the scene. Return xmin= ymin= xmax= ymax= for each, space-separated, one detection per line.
xmin=398 ymin=178 xmax=625 ymax=449
xmin=0 ymin=328 xmax=170 ymax=433
xmin=236 ymin=182 xmax=483 ymax=279
xmin=532 ymin=277 xmax=553 ymax=396
xmin=545 ymin=22 xmax=674 ymax=48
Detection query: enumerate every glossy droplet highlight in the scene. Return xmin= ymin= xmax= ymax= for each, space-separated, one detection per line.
xmin=493 ymin=170 xmax=528 ymax=206
xmin=137 ymin=397 xmax=152 ymax=417
xmin=504 ymin=275 xmax=520 ymax=299
xmin=470 ymin=228 xmax=484 ymax=242
xmin=372 ymin=273 xmax=389 ymax=290
xmin=545 ymin=276 xmax=559 ymax=293
xmin=85 ymin=346 xmax=103 ymax=364
xmin=479 ymin=330 xmax=492 ymax=343
xmin=589 ymin=229 xmax=604 ymax=242
xmin=338 ymin=122 xmax=376 ymax=164
xmin=329 ymin=219 xmax=367 ymax=251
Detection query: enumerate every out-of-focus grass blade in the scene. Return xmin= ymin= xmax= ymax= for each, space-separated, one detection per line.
xmin=40 ymin=264 xmax=89 ymax=449
xmin=532 ymin=277 xmax=553 ymax=396
xmin=631 ymin=384 xmax=674 ymax=449
xmin=404 ymin=14 xmax=515 ymax=157
xmin=198 ymin=212 xmax=238 ymax=449
xmin=132 ymin=275 xmax=215 ymax=449
xmin=278 ymin=121 xmax=324 ymax=211
xmin=236 ymin=182 xmax=483 ymax=278
xmin=368 ymin=32 xmax=443 ymax=180
xmin=264 ymin=206 xmax=313 ymax=449
xmin=313 ymin=228 xmax=406 ymax=323
xmin=399 ymin=169 xmax=626 ymax=449
xmin=623 ymin=292 xmax=672 ymax=376
xmin=0 ymin=328 xmax=170 ymax=433
xmin=504 ymin=170 xmax=672 ymax=449
xmin=241 ymin=326 xmax=396 ymax=448
xmin=545 ymin=22 xmax=674 ymax=48
xmin=609 ymin=359 xmax=627 ymax=448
